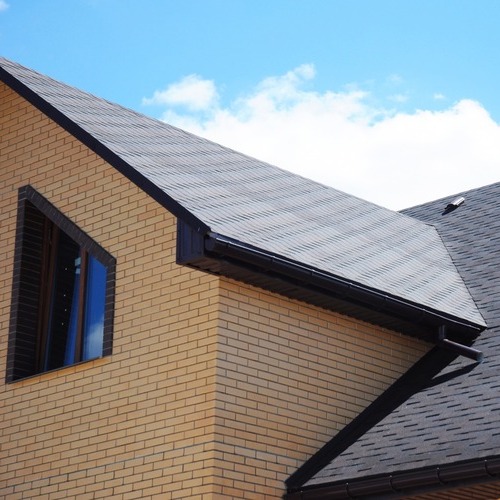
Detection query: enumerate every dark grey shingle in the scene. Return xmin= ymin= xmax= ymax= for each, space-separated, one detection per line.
xmin=0 ymin=57 xmax=485 ymax=328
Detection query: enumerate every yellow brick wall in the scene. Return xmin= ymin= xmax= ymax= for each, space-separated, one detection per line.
xmin=0 ymin=83 xmax=221 ymax=499
xmin=211 ymin=280 xmax=429 ymax=498
xmin=0 ymin=81 xmax=429 ymax=499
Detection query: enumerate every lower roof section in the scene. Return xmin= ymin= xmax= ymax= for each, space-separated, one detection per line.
xmin=287 ymin=457 xmax=500 ymax=499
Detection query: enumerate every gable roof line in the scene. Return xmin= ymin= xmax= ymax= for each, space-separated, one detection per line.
xmin=285 ymin=346 xmax=500 ymax=499
xmin=0 ymin=64 xmax=210 ymax=234
xmin=285 ymin=346 xmax=460 ymax=491
xmin=0 ymin=57 xmax=486 ymax=335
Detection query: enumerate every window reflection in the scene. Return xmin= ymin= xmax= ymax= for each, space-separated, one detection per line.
xmin=40 ymin=227 xmax=107 ymax=370
xmin=83 ymin=256 xmax=107 ymax=360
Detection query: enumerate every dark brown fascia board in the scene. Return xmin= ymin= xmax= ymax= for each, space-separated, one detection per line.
xmin=202 ymin=231 xmax=485 ymax=337
xmin=286 ymin=456 xmax=500 ymax=499
xmin=0 ymin=64 xmax=210 ymax=235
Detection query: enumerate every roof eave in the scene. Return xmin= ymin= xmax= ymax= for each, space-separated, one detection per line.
xmin=177 ymin=221 xmax=485 ymax=340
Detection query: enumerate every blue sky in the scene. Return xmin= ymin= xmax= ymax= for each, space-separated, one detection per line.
xmin=1 ymin=1 xmax=500 ymax=208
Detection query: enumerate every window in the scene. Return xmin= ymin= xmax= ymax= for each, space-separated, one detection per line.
xmin=6 ymin=186 xmax=115 ymax=382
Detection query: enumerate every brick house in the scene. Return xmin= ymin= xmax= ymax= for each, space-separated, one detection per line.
xmin=0 ymin=57 xmax=497 ymax=499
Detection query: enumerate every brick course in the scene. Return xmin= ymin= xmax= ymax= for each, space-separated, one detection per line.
xmin=0 ymin=82 xmax=428 ymax=499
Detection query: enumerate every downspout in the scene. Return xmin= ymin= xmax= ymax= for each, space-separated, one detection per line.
xmin=437 ymin=325 xmax=483 ymax=362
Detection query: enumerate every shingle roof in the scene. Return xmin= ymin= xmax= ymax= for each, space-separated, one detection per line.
xmin=0 ymin=57 xmax=485 ymax=331
xmin=289 ymin=182 xmax=500 ymax=497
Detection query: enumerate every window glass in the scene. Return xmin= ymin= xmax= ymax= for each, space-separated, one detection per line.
xmin=44 ymin=230 xmax=82 ymax=371
xmin=40 ymin=230 xmax=108 ymax=370
xmin=63 ymin=255 xmax=83 ymax=366
xmin=83 ymin=255 xmax=107 ymax=360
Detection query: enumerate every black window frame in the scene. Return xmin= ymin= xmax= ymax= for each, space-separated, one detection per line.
xmin=6 ymin=186 xmax=116 ymax=383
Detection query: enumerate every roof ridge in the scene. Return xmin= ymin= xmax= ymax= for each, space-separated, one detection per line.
xmin=401 ymin=180 xmax=500 ymax=212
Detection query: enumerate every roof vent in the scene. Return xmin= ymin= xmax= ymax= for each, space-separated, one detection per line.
xmin=443 ymin=196 xmax=465 ymax=214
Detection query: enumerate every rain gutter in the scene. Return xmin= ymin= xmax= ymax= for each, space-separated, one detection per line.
xmin=286 ymin=457 xmax=500 ymax=499
xmin=203 ymin=232 xmax=485 ymax=338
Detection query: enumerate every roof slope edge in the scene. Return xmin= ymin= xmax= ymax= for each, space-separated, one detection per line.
xmin=0 ymin=60 xmax=209 ymax=233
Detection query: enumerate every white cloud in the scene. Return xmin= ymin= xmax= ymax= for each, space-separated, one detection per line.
xmin=143 ymin=74 xmax=218 ymax=111
xmin=0 ymin=0 xmax=9 ymax=12
xmin=145 ymin=65 xmax=500 ymax=210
